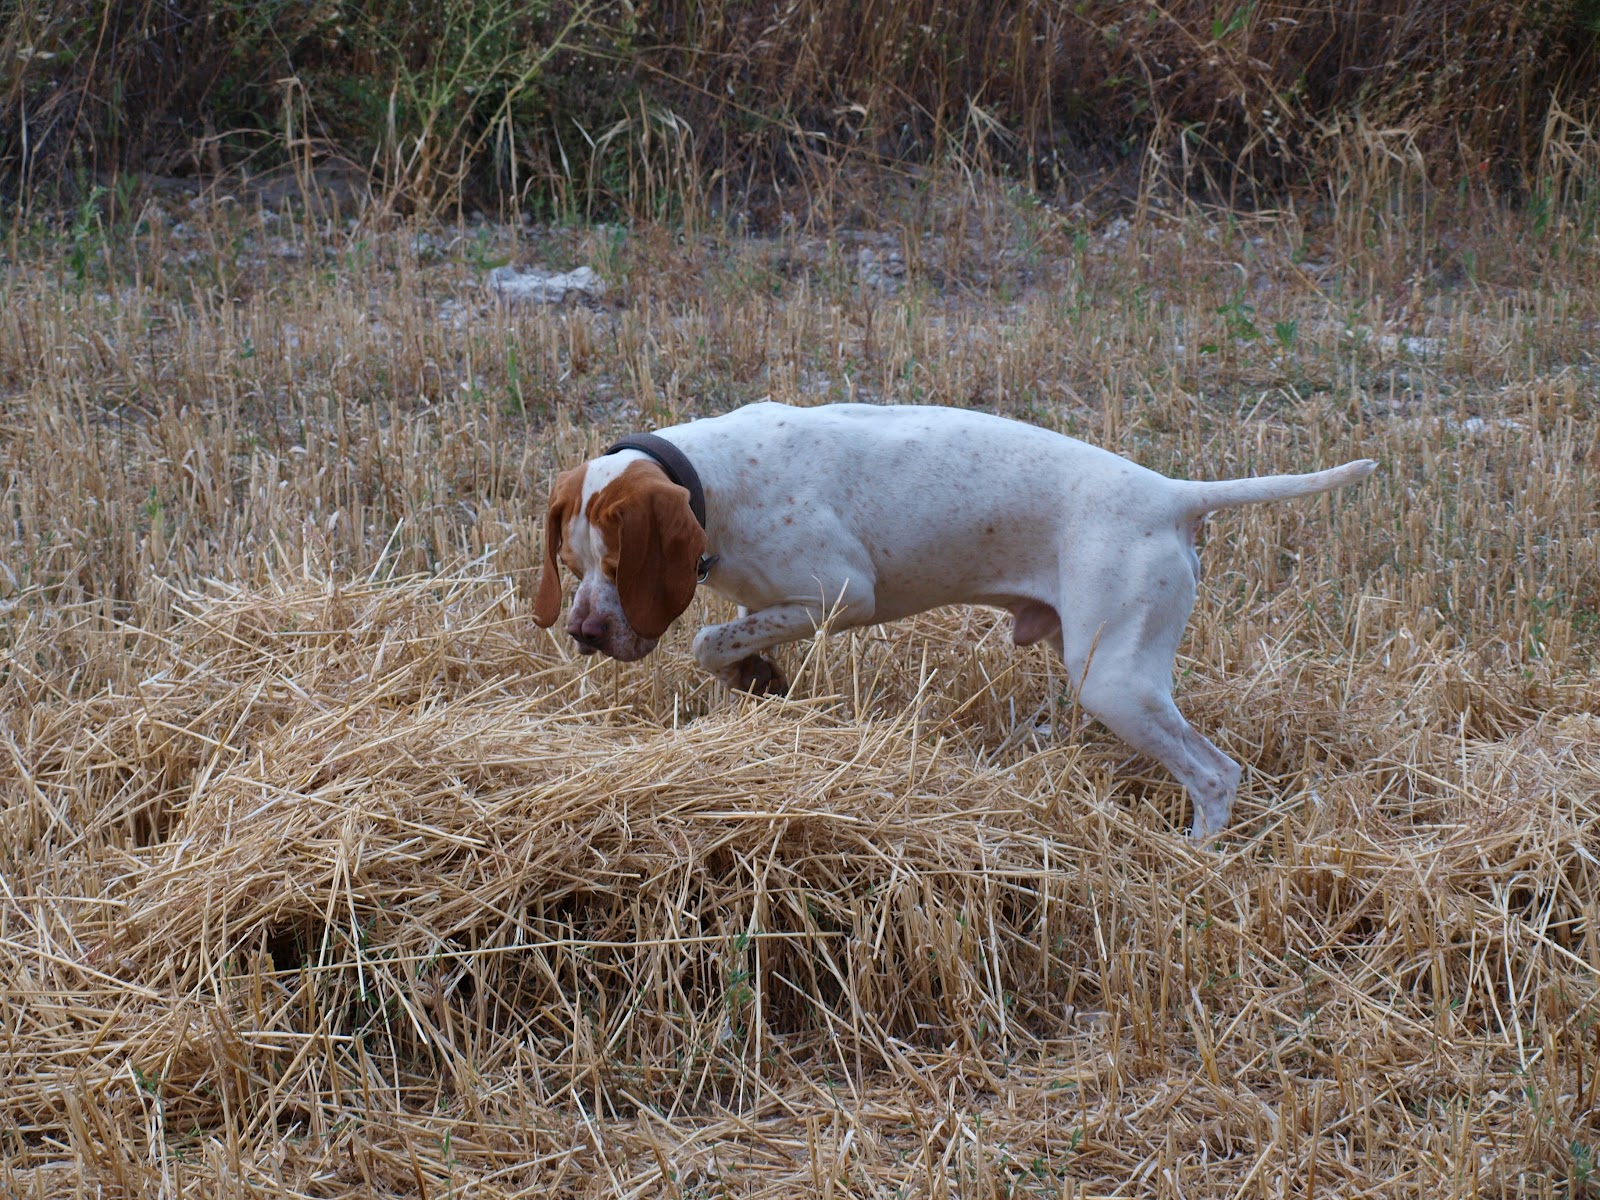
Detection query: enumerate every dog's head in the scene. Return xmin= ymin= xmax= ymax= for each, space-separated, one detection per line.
xmin=532 ymin=454 xmax=705 ymax=661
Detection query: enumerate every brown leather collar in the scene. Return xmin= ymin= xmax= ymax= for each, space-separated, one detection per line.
xmin=603 ymin=433 xmax=707 ymax=529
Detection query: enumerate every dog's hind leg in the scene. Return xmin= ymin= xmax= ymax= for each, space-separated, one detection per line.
xmin=1054 ymin=542 xmax=1240 ymax=840
xmin=1074 ymin=677 xmax=1242 ymax=840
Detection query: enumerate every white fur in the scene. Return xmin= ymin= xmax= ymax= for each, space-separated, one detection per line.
xmin=552 ymin=401 xmax=1375 ymax=840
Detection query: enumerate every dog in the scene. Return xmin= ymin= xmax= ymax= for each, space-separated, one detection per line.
xmin=534 ymin=401 xmax=1375 ymax=839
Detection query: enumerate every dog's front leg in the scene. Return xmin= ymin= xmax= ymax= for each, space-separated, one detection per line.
xmin=691 ymin=602 xmax=839 ymax=696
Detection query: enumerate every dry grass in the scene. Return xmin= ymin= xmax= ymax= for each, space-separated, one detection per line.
xmin=6 ymin=0 xmax=1596 ymax=215
xmin=3 ymin=168 xmax=1600 ymax=1197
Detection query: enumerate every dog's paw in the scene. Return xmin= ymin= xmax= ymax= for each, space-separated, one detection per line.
xmin=728 ymin=654 xmax=788 ymax=697
xmin=1186 ymin=803 xmax=1230 ymax=846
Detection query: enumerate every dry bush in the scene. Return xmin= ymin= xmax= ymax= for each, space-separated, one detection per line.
xmin=3 ymin=158 xmax=1600 ymax=1197
xmin=646 ymin=0 xmax=1600 ymax=212
xmin=4 ymin=0 xmax=1598 ymax=217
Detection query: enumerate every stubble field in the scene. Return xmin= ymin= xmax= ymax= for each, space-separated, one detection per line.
xmin=3 ymin=172 xmax=1600 ymax=1197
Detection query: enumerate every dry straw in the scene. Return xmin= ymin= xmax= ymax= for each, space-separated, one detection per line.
xmin=3 ymin=168 xmax=1600 ymax=1196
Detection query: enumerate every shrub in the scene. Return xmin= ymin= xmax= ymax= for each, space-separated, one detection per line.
xmin=1 ymin=0 xmax=1596 ymax=216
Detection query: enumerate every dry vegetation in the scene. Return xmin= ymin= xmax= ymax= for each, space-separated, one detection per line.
xmin=4 ymin=130 xmax=1600 ymax=1197
xmin=5 ymin=0 xmax=1598 ymax=217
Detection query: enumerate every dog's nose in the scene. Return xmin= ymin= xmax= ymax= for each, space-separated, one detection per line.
xmin=568 ymin=613 xmax=607 ymax=649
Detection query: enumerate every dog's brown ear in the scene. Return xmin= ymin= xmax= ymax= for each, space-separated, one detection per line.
xmin=591 ymin=463 xmax=705 ymax=640
xmin=533 ymin=466 xmax=585 ymax=627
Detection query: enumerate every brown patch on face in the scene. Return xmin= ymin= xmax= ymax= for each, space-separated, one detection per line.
xmin=533 ymin=464 xmax=586 ymax=627
xmin=587 ymin=461 xmax=706 ymax=640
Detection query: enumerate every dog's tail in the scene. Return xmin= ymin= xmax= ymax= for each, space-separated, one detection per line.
xmin=1175 ymin=459 xmax=1377 ymax=518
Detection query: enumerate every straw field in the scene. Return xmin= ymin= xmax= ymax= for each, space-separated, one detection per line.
xmin=3 ymin=174 xmax=1600 ymax=1197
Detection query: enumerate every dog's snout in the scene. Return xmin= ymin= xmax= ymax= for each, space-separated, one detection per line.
xmin=556 ymin=580 xmax=657 ymax=663
xmin=568 ymin=611 xmax=608 ymax=650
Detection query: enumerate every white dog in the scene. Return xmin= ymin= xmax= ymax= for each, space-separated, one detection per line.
xmin=535 ymin=402 xmax=1375 ymax=838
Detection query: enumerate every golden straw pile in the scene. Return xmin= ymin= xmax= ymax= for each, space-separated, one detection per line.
xmin=3 ymin=191 xmax=1600 ymax=1197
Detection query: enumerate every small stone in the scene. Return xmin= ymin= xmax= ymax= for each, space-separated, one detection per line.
xmin=487 ymin=265 xmax=606 ymax=304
